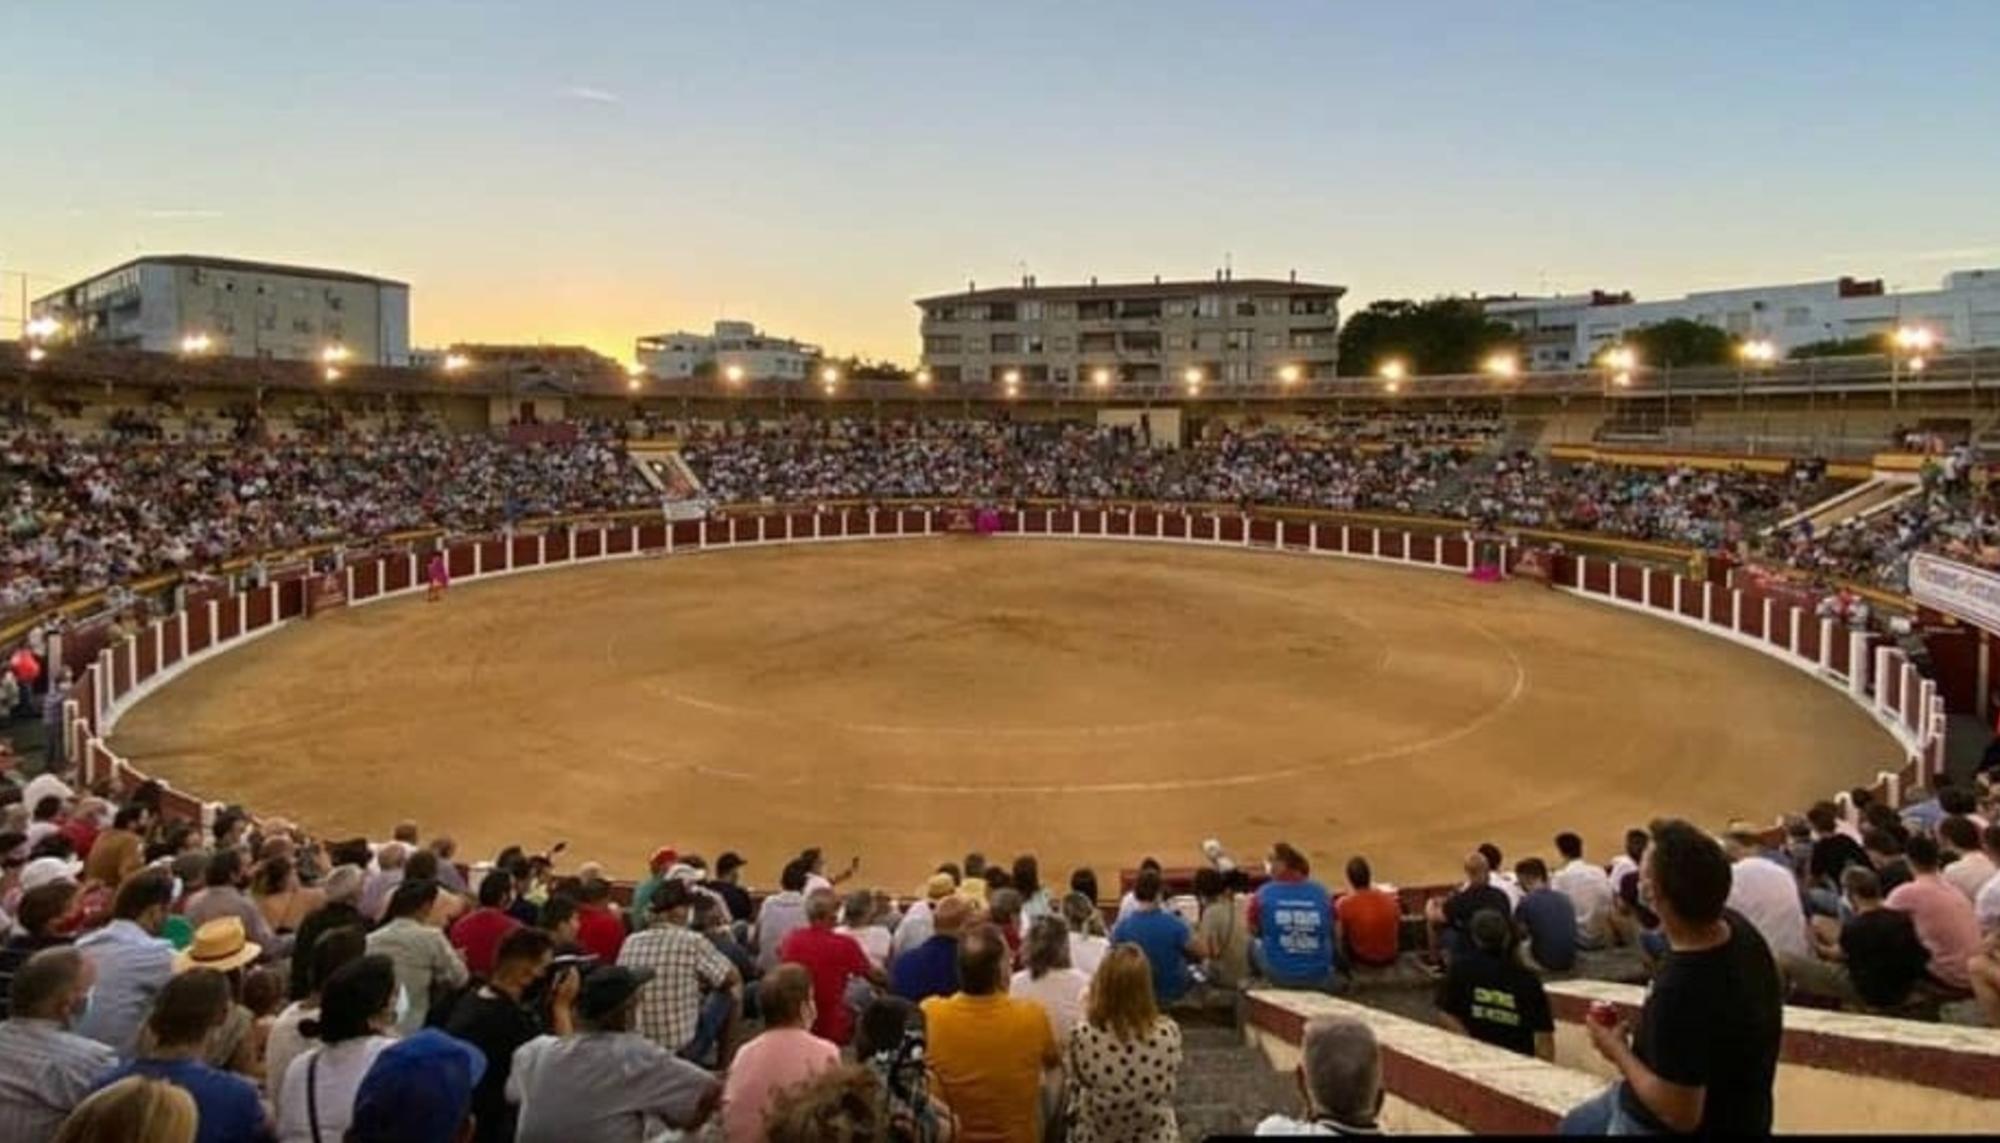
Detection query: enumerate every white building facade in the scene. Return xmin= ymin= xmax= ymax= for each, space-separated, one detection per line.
xmin=1487 ymin=269 xmax=2000 ymax=369
xmin=635 ymin=320 xmax=821 ymax=382
xmin=31 ymin=255 xmax=411 ymax=365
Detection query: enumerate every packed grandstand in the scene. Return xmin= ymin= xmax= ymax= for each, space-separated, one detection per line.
xmin=0 ymin=409 xmax=1993 ymax=628
xmin=0 ymin=382 xmax=1998 ymax=1139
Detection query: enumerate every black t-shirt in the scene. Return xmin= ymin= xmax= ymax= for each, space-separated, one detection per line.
xmin=443 ymin=988 xmax=544 ymax=1143
xmin=1809 ymin=834 xmax=1869 ymax=886
xmin=1840 ymin=908 xmax=1931 ymax=1009
xmin=1619 ymin=909 xmax=1782 ymax=1135
xmin=1436 ymin=950 xmax=1552 ymax=1057
xmin=704 ymin=879 xmax=755 ymax=924
xmin=1874 ymin=858 xmax=1914 ymax=896
xmin=1443 ymin=885 xmax=1512 ymax=935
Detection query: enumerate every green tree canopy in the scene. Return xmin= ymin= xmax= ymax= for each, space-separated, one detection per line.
xmin=1612 ymin=318 xmax=1739 ymax=368
xmin=1335 ymin=298 xmax=1520 ymax=376
xmin=1787 ymin=335 xmax=1886 ymax=360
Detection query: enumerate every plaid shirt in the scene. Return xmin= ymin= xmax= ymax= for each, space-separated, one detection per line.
xmin=617 ymin=921 xmax=735 ymax=1053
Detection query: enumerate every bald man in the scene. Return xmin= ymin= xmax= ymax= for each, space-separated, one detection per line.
xmin=1425 ymin=851 xmax=1512 ymax=965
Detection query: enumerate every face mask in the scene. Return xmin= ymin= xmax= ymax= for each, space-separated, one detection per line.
xmin=394 ymin=985 xmax=411 ymax=1026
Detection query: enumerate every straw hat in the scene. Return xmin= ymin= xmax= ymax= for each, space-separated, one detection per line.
xmin=174 ymin=916 xmax=262 ymax=974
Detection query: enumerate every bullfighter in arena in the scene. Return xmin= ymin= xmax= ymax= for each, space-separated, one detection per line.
xmin=426 ymin=551 xmax=450 ymax=602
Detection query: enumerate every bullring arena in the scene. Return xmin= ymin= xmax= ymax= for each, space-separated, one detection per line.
xmin=99 ymin=509 xmax=1909 ymax=890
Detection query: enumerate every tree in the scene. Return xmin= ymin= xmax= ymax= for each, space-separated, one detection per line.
xmin=820 ymin=354 xmax=911 ymax=381
xmin=1788 ymin=335 xmax=1885 ymax=360
xmin=1612 ymin=319 xmax=1739 ymax=368
xmin=1335 ymin=298 xmax=1520 ymax=376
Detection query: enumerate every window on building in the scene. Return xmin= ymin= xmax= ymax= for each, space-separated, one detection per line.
xmin=988 ymin=303 xmax=1018 ymax=322
xmin=1226 ymin=329 xmax=1252 ymax=350
xmin=1168 ymin=334 xmax=1187 ymax=350
xmin=1021 ymin=301 xmax=1044 ymax=321
xmin=1197 ymin=295 xmax=1221 ymax=318
xmin=1024 ymin=335 xmax=1045 ymax=354
xmin=1166 ymin=300 xmax=1188 ymax=317
xmin=991 ymin=333 xmax=1019 ymax=353
xmin=1262 ymin=332 xmax=1281 ymax=349
xmin=1053 ymin=336 xmax=1072 ymax=352
xmin=1235 ymin=300 xmax=1258 ymax=317
xmin=1260 ymin=298 xmax=1284 ymax=315
xmin=1224 ymin=361 xmax=1250 ymax=381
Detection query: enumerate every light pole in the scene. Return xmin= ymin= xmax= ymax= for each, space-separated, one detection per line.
xmin=1890 ymin=325 xmax=1934 ymax=409
xmin=1378 ymin=358 xmax=1407 ymax=395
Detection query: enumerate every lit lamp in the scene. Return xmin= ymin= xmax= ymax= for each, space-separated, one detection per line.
xmin=1378 ymin=358 xmax=1407 ymax=393
xmin=1183 ymin=366 xmax=1203 ymax=392
xmin=323 ymin=366 xmax=342 ymax=383
xmin=321 ymin=344 xmax=350 ymax=364
xmin=25 ymin=316 xmax=60 ymax=341
xmin=1278 ymin=363 xmax=1302 ymax=386
xmin=1737 ymin=339 xmax=1777 ymax=366
xmin=442 ymin=352 xmax=472 ymax=374
xmin=913 ymin=368 xmax=931 ymax=388
xmin=1091 ymin=366 xmax=1112 ymax=389
xmin=27 ymin=346 xmax=46 ymax=363
xmin=180 ymin=333 xmax=213 ymax=356
xmin=723 ymin=363 xmax=745 ymax=385
xmin=1890 ymin=325 xmax=1937 ymax=404
xmin=1602 ymin=345 xmax=1637 ymax=388
xmin=1483 ymin=352 xmax=1519 ymax=379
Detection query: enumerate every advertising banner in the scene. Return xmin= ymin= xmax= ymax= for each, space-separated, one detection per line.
xmin=1909 ymin=552 xmax=2000 ymax=633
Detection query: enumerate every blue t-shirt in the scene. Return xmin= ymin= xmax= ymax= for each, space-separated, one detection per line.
xmin=891 ymin=935 xmax=959 ymax=1004
xmin=1515 ymin=888 xmax=1577 ymax=972
xmin=1254 ymin=878 xmax=1336 ymax=985
xmin=1112 ymin=908 xmax=1193 ymax=1004
xmin=98 ymin=1058 xmax=268 ymax=1143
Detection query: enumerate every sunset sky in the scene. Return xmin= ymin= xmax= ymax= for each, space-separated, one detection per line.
xmin=4 ymin=0 xmax=1996 ymax=364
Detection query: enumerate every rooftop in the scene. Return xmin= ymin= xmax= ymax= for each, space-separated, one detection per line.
xmin=51 ymin=253 xmax=409 ymax=292
xmin=916 ymin=276 xmax=1344 ymax=306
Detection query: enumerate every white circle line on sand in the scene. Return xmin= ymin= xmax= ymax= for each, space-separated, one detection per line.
xmin=645 ymin=684 xmax=1201 ymax=738
xmin=642 ymin=616 xmax=1528 ymax=796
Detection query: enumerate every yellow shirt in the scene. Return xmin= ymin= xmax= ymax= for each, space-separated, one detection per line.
xmin=920 ymin=992 xmax=1056 ymax=1143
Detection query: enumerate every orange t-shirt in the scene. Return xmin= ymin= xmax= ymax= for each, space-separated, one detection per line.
xmin=920 ymin=993 xmax=1056 ymax=1143
xmin=1336 ymin=887 xmax=1402 ymax=966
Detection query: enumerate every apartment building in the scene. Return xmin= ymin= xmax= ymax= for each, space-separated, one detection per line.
xmin=635 ymin=319 xmax=821 ymax=382
xmin=915 ymin=272 xmax=1344 ymax=389
xmin=1487 ymin=268 xmax=2000 ymax=369
xmin=31 ymin=254 xmax=410 ymax=365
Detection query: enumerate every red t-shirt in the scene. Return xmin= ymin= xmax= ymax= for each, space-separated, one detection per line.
xmin=575 ymin=903 xmax=627 ymax=964
xmin=58 ymin=819 xmax=100 ymax=861
xmin=1336 ymin=888 xmax=1402 ymax=967
xmin=780 ymin=925 xmax=873 ymax=1044
xmin=449 ymin=906 xmax=521 ymax=979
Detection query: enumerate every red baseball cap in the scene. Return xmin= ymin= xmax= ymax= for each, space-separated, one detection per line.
xmin=649 ymin=846 xmax=679 ymax=872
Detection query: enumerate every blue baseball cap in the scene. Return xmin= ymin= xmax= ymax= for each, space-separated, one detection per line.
xmin=348 ymin=1029 xmax=488 ymax=1143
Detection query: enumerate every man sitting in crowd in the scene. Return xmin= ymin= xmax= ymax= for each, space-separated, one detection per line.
xmin=1512 ymin=858 xmax=1577 ymax=974
xmin=1254 ymin=1014 xmax=1385 ymax=1136
xmin=1436 ymin=910 xmax=1554 ymax=1060
xmin=619 ymin=879 xmax=741 ymax=1065
xmin=1334 ymin=857 xmax=1402 ymax=971
xmin=1248 ymin=842 xmax=1338 ymax=992
xmin=920 ymin=923 xmax=1060 ymax=1143
xmin=1560 ymin=819 xmax=1781 ymax=1135
xmin=1551 ymin=832 xmax=1617 ymax=950
xmin=1111 ymin=866 xmax=1208 ymax=1006
xmin=780 ymin=888 xmax=885 ymax=1047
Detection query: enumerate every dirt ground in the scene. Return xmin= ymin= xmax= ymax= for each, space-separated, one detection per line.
xmin=110 ymin=539 xmax=1899 ymax=894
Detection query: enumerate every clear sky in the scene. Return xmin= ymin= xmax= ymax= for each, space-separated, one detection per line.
xmin=4 ymin=0 xmax=1996 ymax=363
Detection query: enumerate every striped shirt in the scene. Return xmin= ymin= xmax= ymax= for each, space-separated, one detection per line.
xmin=0 ymin=1018 xmax=120 ymax=1143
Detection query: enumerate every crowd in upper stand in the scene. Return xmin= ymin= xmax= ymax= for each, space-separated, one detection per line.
xmin=0 ymin=424 xmax=653 ymax=618
xmin=4 ymin=753 xmax=2000 ymax=1140
xmin=0 ymin=409 xmax=1991 ymax=629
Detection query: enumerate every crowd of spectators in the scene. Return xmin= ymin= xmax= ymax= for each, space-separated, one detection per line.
xmin=0 ymin=410 xmax=1989 ymax=632
xmin=6 ymin=753 xmax=2000 ymax=1139
xmin=0 ymin=425 xmax=654 ymax=619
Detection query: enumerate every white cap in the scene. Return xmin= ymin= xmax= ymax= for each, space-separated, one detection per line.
xmin=18 ymin=856 xmax=83 ymax=893
xmin=20 ymin=774 xmax=74 ymax=812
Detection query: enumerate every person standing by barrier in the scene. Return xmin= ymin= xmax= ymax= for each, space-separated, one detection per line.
xmin=426 ymin=551 xmax=449 ymax=603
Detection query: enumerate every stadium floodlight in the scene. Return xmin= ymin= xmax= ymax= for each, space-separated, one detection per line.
xmin=24 ymin=316 xmax=60 ymax=341
xmin=723 ymin=363 xmax=746 ymax=385
xmin=27 ymin=346 xmax=47 ymax=363
xmin=913 ymin=368 xmax=931 ymax=388
xmin=1002 ymin=368 xmax=1021 ymax=385
xmin=1909 ymin=356 xmax=1927 ymax=373
xmin=1091 ymin=366 xmax=1112 ymax=388
xmin=323 ymin=366 xmax=342 ymax=383
xmin=628 ymin=376 xmax=643 ymax=391
xmin=179 ymin=332 xmax=213 ymax=355
xmin=1602 ymin=346 xmax=1638 ymax=373
xmin=821 ymin=365 xmax=842 ymax=385
xmin=1483 ymin=351 xmax=1519 ymax=378
xmin=1182 ymin=366 xmax=1203 ymax=386
xmin=1893 ymin=325 xmax=1936 ymax=353
xmin=442 ymin=352 xmax=472 ymax=373
xmin=321 ymin=344 xmax=351 ymax=364
xmin=1377 ymin=358 xmax=1407 ymax=382
xmin=1383 ymin=378 xmax=1402 ymax=394
xmin=1737 ymin=339 xmax=1777 ymax=365
xmin=1278 ymin=364 xmax=1302 ymax=385
xmin=1613 ymin=372 xmax=1632 ymax=388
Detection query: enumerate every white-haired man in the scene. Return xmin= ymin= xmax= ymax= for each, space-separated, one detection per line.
xmin=1255 ymin=1014 xmax=1385 ymax=1135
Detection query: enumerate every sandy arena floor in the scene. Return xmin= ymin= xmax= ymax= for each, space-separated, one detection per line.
xmin=110 ymin=540 xmax=1899 ymax=892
